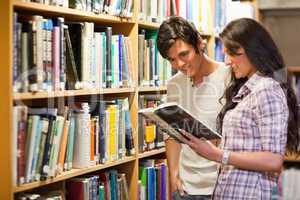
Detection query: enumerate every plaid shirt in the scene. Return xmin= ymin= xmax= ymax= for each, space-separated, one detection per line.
xmin=213 ymin=73 xmax=288 ymax=200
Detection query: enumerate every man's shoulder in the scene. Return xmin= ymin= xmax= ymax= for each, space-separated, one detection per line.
xmin=166 ymin=72 xmax=190 ymax=96
xmin=167 ymin=72 xmax=188 ymax=85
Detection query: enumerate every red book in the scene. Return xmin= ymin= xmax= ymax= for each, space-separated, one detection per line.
xmin=17 ymin=121 xmax=26 ymax=185
xmin=67 ymin=180 xmax=85 ymax=200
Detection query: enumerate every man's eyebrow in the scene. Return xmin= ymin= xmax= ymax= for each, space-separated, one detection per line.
xmin=178 ymin=50 xmax=189 ymax=56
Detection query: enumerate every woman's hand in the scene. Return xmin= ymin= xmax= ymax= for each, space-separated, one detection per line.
xmin=181 ymin=130 xmax=284 ymax=172
xmin=181 ymin=130 xmax=223 ymax=162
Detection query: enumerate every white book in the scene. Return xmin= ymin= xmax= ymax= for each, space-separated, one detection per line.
xmin=65 ymin=116 xmax=76 ymax=171
xmin=94 ymin=33 xmax=101 ymax=89
xmin=32 ymin=15 xmax=44 ymax=91
xmin=138 ymin=102 xmax=221 ymax=144
xmin=30 ymin=117 xmax=42 ymax=181
xmin=73 ymin=112 xmax=91 ymax=168
xmin=48 ymin=116 xmax=64 ymax=177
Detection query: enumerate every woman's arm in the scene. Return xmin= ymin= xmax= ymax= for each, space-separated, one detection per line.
xmin=225 ymin=151 xmax=283 ymax=172
xmin=182 ymin=133 xmax=283 ymax=173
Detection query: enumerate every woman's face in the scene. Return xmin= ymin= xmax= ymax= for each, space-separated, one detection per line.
xmin=224 ymin=47 xmax=257 ymax=79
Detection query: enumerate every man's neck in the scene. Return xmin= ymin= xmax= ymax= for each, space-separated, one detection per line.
xmin=191 ymin=54 xmax=218 ymax=86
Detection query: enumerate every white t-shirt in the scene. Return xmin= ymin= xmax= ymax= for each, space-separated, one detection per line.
xmin=166 ymin=64 xmax=230 ymax=195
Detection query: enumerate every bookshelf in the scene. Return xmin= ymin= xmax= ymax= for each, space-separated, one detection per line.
xmin=14 ymin=1 xmax=134 ymax=23
xmin=138 ymin=86 xmax=167 ymax=93
xmin=138 ymin=148 xmax=166 ymax=159
xmin=138 ymin=21 xmax=160 ymax=30
xmin=285 ymin=154 xmax=300 ymax=163
xmin=14 ymin=88 xmax=135 ymax=100
xmin=13 ymin=156 xmax=136 ymax=193
xmin=288 ymin=66 xmax=300 ymax=73
xmin=4 ymin=0 xmax=142 ymax=199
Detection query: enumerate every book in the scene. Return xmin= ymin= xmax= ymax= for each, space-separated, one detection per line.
xmin=138 ymin=102 xmax=221 ymax=143
xmin=64 ymin=25 xmax=80 ymax=90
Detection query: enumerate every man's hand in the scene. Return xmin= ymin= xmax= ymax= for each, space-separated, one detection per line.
xmin=165 ymin=138 xmax=185 ymax=195
xmin=171 ymin=175 xmax=185 ymax=196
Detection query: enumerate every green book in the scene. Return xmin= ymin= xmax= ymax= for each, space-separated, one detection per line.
xmin=99 ymin=184 xmax=105 ymax=200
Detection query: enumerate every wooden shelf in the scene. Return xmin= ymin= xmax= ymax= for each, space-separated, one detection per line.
xmin=138 ymin=86 xmax=167 ymax=93
xmin=13 ymin=0 xmax=134 ymax=24
xmin=285 ymin=154 xmax=300 ymax=162
xmin=138 ymin=148 xmax=166 ymax=159
xmin=288 ymin=66 xmax=300 ymax=73
xmin=138 ymin=21 xmax=160 ymax=29
xmin=13 ymin=156 xmax=136 ymax=193
xmin=13 ymin=88 xmax=135 ymax=100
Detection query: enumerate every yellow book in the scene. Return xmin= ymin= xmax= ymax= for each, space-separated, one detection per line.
xmin=90 ymin=119 xmax=95 ymax=163
xmin=108 ymin=105 xmax=118 ymax=161
xmin=145 ymin=124 xmax=156 ymax=143
xmin=57 ymin=120 xmax=70 ymax=174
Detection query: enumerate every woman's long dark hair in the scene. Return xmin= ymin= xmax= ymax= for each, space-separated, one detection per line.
xmin=217 ymin=18 xmax=300 ymax=155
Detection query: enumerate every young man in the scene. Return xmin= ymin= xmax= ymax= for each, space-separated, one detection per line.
xmin=157 ymin=16 xmax=230 ymax=200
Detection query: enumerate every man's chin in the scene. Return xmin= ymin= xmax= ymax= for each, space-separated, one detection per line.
xmin=181 ymin=71 xmax=188 ymax=76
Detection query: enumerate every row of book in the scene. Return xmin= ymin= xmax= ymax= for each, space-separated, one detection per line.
xmin=20 ymin=0 xmax=134 ymax=18
xmin=67 ymin=170 xmax=130 ymax=200
xmin=138 ymin=0 xmax=214 ymax=33
xmin=214 ymin=0 xmax=255 ymax=33
xmin=138 ymin=30 xmax=172 ymax=87
xmin=138 ymin=0 xmax=255 ymax=34
xmin=138 ymin=94 xmax=167 ymax=153
xmin=13 ymin=14 xmax=134 ymax=93
xmin=12 ymin=98 xmax=135 ymax=186
xmin=139 ymin=159 xmax=169 ymax=200
xmin=16 ymin=170 xmax=130 ymax=200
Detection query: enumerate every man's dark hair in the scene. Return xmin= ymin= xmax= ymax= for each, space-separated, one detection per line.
xmin=157 ymin=16 xmax=202 ymax=59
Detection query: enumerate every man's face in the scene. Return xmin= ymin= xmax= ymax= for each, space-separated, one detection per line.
xmin=167 ymin=39 xmax=202 ymax=78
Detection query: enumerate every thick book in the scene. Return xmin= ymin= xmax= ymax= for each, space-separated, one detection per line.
xmin=138 ymin=102 xmax=221 ymax=143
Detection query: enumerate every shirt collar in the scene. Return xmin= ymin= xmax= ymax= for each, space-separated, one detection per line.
xmin=233 ymin=73 xmax=263 ymax=103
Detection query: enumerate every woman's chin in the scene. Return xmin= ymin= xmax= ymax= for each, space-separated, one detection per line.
xmin=234 ymin=73 xmax=242 ymax=79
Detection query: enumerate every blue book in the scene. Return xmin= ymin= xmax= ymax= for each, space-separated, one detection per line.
xmin=161 ymin=164 xmax=167 ymax=200
xmin=109 ymin=170 xmax=118 ymax=200
xmin=118 ymin=35 xmax=123 ymax=86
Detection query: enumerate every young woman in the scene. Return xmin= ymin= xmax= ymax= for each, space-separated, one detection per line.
xmin=182 ymin=18 xmax=300 ymax=199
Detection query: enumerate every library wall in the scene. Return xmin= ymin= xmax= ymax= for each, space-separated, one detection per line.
xmin=261 ymin=10 xmax=300 ymax=67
